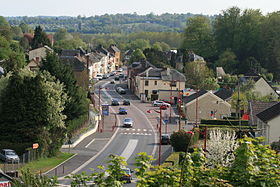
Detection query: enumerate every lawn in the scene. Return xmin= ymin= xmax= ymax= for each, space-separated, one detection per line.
xmin=20 ymin=152 xmax=74 ymax=174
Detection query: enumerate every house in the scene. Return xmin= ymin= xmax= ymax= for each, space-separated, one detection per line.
xmin=134 ymin=67 xmax=186 ymax=102
xmin=241 ymin=72 xmax=279 ymax=98
xmin=87 ymin=50 xmax=111 ymax=79
xmin=182 ymin=90 xmax=231 ymax=123
xmin=248 ymin=101 xmax=278 ymax=126
xmin=256 ymin=102 xmax=280 ymax=144
xmin=26 ymin=46 xmax=53 ymax=71
xmin=216 ymin=67 xmax=226 ymax=79
xmin=108 ymin=44 xmax=121 ymax=69
xmin=214 ymin=88 xmax=233 ymax=102
xmin=59 ymin=51 xmax=89 ymax=89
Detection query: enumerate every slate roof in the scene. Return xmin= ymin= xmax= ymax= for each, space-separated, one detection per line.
xmin=182 ymin=90 xmax=208 ymax=104
xmin=256 ymin=102 xmax=280 ymax=123
xmin=214 ymin=88 xmax=233 ymax=100
xmin=108 ymin=44 xmax=120 ymax=53
xmin=59 ymin=56 xmax=85 ymax=71
xmin=95 ymin=45 xmax=109 ymax=56
xmin=138 ymin=67 xmax=186 ymax=82
xmin=61 ymin=49 xmax=80 ymax=57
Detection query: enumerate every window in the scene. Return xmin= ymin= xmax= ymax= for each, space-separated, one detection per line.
xmin=145 ymin=80 xmax=149 ymax=86
xmin=170 ymin=81 xmax=176 ymax=87
xmin=154 ymin=81 xmax=157 ymax=85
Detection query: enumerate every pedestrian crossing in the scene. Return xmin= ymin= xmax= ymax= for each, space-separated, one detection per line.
xmin=119 ymin=128 xmax=153 ymax=136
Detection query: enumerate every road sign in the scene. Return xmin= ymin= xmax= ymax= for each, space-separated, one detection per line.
xmin=32 ymin=143 xmax=39 ymax=149
xmin=164 ymin=119 xmax=169 ymax=124
xmin=102 ymin=104 xmax=109 ymax=116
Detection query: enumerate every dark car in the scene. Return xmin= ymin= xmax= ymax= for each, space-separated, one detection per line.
xmin=123 ymin=99 xmax=130 ymax=105
xmin=110 ymin=80 xmax=115 ymax=84
xmin=119 ymin=73 xmax=124 ymax=78
xmin=114 ymin=76 xmax=120 ymax=81
xmin=120 ymin=168 xmax=133 ymax=183
xmin=119 ymin=107 xmax=128 ymax=115
xmin=161 ymin=134 xmax=170 ymax=145
xmin=111 ymin=99 xmax=120 ymax=106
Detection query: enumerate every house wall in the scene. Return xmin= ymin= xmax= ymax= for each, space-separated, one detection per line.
xmin=136 ymin=77 xmax=185 ymax=100
xmin=254 ymin=78 xmax=278 ymax=98
xmin=185 ymin=93 xmax=231 ymax=122
xmin=267 ymin=115 xmax=280 ymax=144
xmin=115 ymin=51 xmax=121 ymax=68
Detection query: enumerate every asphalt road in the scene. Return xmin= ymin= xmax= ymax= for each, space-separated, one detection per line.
xmin=58 ymin=69 xmax=174 ymax=186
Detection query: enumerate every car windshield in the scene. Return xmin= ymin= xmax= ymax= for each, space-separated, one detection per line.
xmin=124 ymin=118 xmax=132 ymax=122
xmin=6 ymin=151 xmax=16 ymax=155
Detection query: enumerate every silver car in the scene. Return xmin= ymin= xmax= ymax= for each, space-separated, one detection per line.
xmin=0 ymin=149 xmax=20 ymax=163
xmin=123 ymin=118 xmax=133 ymax=128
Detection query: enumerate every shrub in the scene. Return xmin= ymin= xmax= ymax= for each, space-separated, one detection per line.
xmin=170 ymin=130 xmax=197 ymax=152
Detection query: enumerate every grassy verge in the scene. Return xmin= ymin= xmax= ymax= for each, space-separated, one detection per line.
xmin=162 ymin=152 xmax=180 ymax=167
xmin=20 ymin=152 xmax=74 ymax=174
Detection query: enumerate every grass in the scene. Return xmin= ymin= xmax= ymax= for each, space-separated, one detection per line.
xmin=162 ymin=152 xmax=180 ymax=167
xmin=20 ymin=152 xmax=74 ymax=174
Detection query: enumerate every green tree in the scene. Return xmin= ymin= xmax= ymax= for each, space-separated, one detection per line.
xmin=182 ymin=16 xmax=216 ymax=61
xmin=143 ymin=48 xmax=168 ymax=68
xmin=41 ymin=53 xmax=88 ymax=135
xmin=184 ymin=60 xmax=214 ymax=89
xmin=0 ymin=16 xmax=12 ymax=40
xmin=128 ymin=48 xmax=146 ymax=64
xmin=130 ymin=39 xmax=151 ymax=51
xmin=31 ymin=26 xmax=51 ymax=49
xmin=216 ymin=49 xmax=238 ymax=74
xmin=0 ymin=69 xmax=67 ymax=156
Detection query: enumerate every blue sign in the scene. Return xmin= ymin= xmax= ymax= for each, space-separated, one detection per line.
xmin=164 ymin=119 xmax=169 ymax=124
xmin=102 ymin=104 xmax=109 ymax=116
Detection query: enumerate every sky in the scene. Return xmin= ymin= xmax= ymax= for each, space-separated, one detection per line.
xmin=1 ymin=0 xmax=280 ymax=17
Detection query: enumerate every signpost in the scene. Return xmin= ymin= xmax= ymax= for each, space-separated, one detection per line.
xmin=102 ymin=104 xmax=109 ymax=116
xmin=32 ymin=143 xmax=39 ymax=149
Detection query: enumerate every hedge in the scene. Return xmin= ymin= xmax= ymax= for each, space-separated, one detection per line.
xmin=201 ymin=119 xmax=249 ymax=126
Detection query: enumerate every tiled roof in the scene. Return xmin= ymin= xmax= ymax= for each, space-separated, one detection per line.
xmin=256 ymin=102 xmax=280 ymax=123
xmin=59 ymin=56 xmax=85 ymax=71
xmin=214 ymin=88 xmax=233 ymax=100
xmin=249 ymin=101 xmax=278 ymax=126
xmin=138 ymin=67 xmax=186 ymax=82
xmin=182 ymin=90 xmax=208 ymax=104
xmin=108 ymin=44 xmax=120 ymax=53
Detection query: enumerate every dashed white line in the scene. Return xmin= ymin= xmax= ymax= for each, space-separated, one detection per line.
xmin=85 ymin=139 xmax=95 ymax=148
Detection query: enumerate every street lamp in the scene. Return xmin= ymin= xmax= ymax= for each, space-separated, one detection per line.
xmin=147 ymin=105 xmax=165 ymax=165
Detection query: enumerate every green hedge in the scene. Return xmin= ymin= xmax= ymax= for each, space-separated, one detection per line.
xmin=201 ymin=119 xmax=249 ymax=126
xmin=66 ymin=113 xmax=88 ymax=137
xmin=170 ymin=129 xmax=199 ymax=152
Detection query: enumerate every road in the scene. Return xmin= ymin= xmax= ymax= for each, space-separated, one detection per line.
xmin=58 ymin=69 xmax=174 ymax=186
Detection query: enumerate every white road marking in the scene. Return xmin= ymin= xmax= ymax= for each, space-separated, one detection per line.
xmin=120 ymin=139 xmax=138 ymax=161
xmin=137 ymin=129 xmax=141 ymax=131
xmin=143 ymin=129 xmax=147 ymax=132
xmin=85 ymin=139 xmax=95 ymax=148
xmin=132 ymin=129 xmax=136 ymax=131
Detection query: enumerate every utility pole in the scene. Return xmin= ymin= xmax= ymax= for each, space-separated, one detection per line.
xmin=98 ymin=85 xmax=101 ymax=133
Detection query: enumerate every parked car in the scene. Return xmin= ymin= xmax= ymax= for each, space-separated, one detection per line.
xmin=95 ymin=74 xmax=103 ymax=81
xmin=102 ymin=74 xmax=109 ymax=79
xmin=119 ymin=73 xmax=124 ymax=78
xmin=123 ymin=118 xmax=133 ymax=128
xmin=161 ymin=134 xmax=170 ymax=145
xmin=152 ymin=100 xmax=170 ymax=107
xmin=117 ymin=68 xmax=123 ymax=72
xmin=123 ymin=99 xmax=130 ymax=105
xmin=109 ymin=71 xmax=116 ymax=76
xmin=120 ymin=167 xmax=133 ymax=183
xmin=119 ymin=107 xmax=128 ymax=115
xmin=0 ymin=149 xmax=20 ymax=163
xmin=111 ymin=99 xmax=120 ymax=106
xmin=110 ymin=80 xmax=115 ymax=84
xmin=116 ymin=87 xmax=126 ymax=94
xmin=114 ymin=76 xmax=120 ymax=81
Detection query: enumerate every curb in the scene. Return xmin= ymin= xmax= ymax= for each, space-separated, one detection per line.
xmin=61 ymin=117 xmax=99 ymax=149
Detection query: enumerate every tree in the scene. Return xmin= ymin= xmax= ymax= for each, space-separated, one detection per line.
xmin=0 ymin=16 xmax=12 ymax=40
xmin=143 ymin=48 xmax=168 ymax=68
xmin=128 ymin=48 xmax=146 ymax=64
xmin=31 ymin=26 xmax=51 ymax=49
xmin=184 ymin=60 xmax=214 ymax=89
xmin=130 ymin=39 xmax=151 ymax=51
xmin=206 ymin=129 xmax=238 ymax=167
xmin=182 ymin=15 xmax=216 ymax=61
xmin=216 ymin=49 xmax=238 ymax=74
xmin=41 ymin=53 xmax=88 ymax=135
xmin=0 ymin=69 xmax=67 ymax=156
